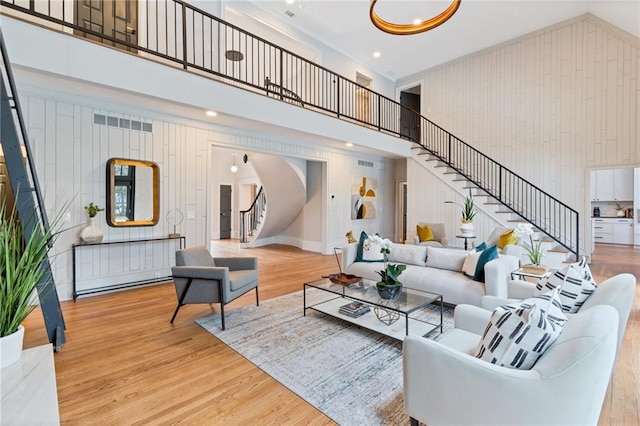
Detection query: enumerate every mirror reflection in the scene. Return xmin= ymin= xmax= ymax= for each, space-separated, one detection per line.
xmin=106 ymin=158 xmax=159 ymax=227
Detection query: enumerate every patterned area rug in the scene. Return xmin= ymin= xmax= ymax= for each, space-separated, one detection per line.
xmin=196 ymin=290 xmax=454 ymax=426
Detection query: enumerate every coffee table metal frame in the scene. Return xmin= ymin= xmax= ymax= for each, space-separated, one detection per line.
xmin=303 ymin=278 xmax=443 ymax=340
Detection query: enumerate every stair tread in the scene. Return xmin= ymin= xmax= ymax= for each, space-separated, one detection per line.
xmin=443 ymin=172 xmax=458 ymax=175
xmin=453 ymin=179 xmax=468 ymax=182
xmin=548 ymin=246 xmax=570 ymax=253
xmin=484 ymin=202 xmax=501 ymax=205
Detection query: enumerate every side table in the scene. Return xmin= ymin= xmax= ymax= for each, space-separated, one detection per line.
xmin=511 ymin=267 xmax=554 ymax=282
xmin=455 ymin=234 xmax=476 ymax=250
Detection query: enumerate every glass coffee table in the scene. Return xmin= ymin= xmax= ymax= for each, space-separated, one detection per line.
xmin=303 ymin=278 xmax=443 ymax=341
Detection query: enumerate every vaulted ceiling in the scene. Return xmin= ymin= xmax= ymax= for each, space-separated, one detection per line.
xmin=245 ymin=0 xmax=640 ymax=81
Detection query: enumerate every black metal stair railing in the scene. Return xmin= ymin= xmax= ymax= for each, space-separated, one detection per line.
xmin=239 ymin=186 xmax=265 ymax=244
xmin=0 ymin=0 xmax=579 ymax=258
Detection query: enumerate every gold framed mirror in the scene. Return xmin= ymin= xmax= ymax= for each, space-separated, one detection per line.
xmin=106 ymin=158 xmax=159 ymax=227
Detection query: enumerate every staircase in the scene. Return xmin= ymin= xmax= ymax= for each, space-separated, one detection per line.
xmin=240 ymin=186 xmax=266 ymax=243
xmin=413 ymin=149 xmax=576 ymax=266
xmin=0 ymin=0 xmax=579 ymax=260
xmin=0 ymin=28 xmax=66 ymax=350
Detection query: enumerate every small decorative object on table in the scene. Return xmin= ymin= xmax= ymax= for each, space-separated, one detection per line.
xmin=365 ymin=235 xmax=406 ymax=301
xmin=514 ymin=223 xmax=546 ymax=273
xmin=445 ymin=189 xmax=478 ymax=236
xmin=345 ymin=230 xmax=357 ymax=243
xmin=166 ymin=209 xmax=184 ymax=238
xmin=338 ymin=301 xmax=371 ymax=318
xmin=80 ymin=202 xmax=104 ymax=244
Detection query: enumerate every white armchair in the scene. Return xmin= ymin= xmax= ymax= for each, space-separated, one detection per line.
xmin=403 ymin=304 xmax=619 ymax=426
xmin=481 ymin=273 xmax=635 ymax=358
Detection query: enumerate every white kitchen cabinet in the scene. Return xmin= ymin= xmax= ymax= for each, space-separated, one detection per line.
xmin=593 ymin=218 xmax=613 ymax=243
xmin=591 ymin=168 xmax=634 ymax=201
xmin=593 ymin=218 xmax=633 ymax=245
xmin=593 ymin=169 xmax=614 ymax=201
xmin=614 ymin=168 xmax=634 ymax=201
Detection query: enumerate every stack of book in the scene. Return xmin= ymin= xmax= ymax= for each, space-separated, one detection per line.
xmin=339 ymin=301 xmax=371 ymax=318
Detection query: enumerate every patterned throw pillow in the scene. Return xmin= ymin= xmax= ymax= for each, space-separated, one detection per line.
xmin=474 ymin=288 xmax=565 ymax=370
xmin=535 ymin=257 xmax=597 ymax=313
xmin=520 ymin=290 xmax=568 ymax=326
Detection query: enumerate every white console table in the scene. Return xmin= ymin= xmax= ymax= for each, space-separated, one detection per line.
xmin=0 ymin=344 xmax=60 ymax=424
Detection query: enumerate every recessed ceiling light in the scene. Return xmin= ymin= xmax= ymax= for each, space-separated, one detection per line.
xmin=285 ymin=0 xmax=294 ymax=4
xmin=373 ymin=51 xmax=381 ymax=59
xmin=413 ymin=18 xmax=422 ymax=26
xmin=346 ymin=142 xmax=354 ymax=147
xmin=206 ymin=111 xmax=217 ymax=117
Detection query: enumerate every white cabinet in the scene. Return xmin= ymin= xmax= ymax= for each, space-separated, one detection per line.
xmin=614 ymin=168 xmax=634 ymax=201
xmin=592 ymin=218 xmax=613 ymax=243
xmin=591 ymin=168 xmax=634 ymax=201
xmin=593 ymin=218 xmax=633 ymax=245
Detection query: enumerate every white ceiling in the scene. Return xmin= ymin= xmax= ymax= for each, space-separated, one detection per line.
xmin=246 ymin=0 xmax=640 ymax=81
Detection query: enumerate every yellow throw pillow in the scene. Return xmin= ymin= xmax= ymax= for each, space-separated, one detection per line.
xmin=417 ymin=224 xmax=434 ymax=242
xmin=497 ymin=229 xmax=518 ymax=249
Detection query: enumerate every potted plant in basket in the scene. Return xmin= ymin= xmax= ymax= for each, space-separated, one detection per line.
xmin=445 ymin=189 xmax=478 ymax=236
xmin=365 ymin=235 xmax=406 ymax=300
xmin=0 ymin=202 xmax=59 ymax=369
xmin=514 ymin=223 xmax=546 ymax=273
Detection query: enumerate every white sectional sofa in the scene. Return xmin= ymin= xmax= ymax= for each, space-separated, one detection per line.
xmin=341 ymin=242 xmax=519 ymax=306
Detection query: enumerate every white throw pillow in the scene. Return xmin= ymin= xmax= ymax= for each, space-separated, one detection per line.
xmin=461 ymin=251 xmax=481 ymax=277
xmin=474 ymin=288 xmax=565 ymax=370
xmin=362 ymin=240 xmax=384 ymax=262
xmin=535 ymin=257 xmax=596 ymax=313
xmin=388 ymin=243 xmax=428 ymax=266
xmin=425 ymin=247 xmax=468 ymax=272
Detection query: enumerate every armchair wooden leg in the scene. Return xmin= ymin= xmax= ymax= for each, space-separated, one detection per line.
xmin=255 ymin=286 xmax=259 ymax=306
xmin=410 ymin=417 xmax=419 ymax=426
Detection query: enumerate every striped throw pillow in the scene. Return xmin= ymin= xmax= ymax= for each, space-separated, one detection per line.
xmin=474 ymin=288 xmax=565 ymax=370
xmin=535 ymin=257 xmax=596 ymax=313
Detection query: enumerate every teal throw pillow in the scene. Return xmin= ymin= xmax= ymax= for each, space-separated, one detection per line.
xmin=473 ymin=244 xmax=498 ymax=282
xmin=475 ymin=242 xmax=487 ymax=252
xmin=355 ymin=231 xmax=368 ymax=262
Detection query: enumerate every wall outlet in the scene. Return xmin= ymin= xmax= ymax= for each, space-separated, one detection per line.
xmin=154 ymin=272 xmax=161 ymax=279
xmin=187 ymin=211 xmax=195 ymax=220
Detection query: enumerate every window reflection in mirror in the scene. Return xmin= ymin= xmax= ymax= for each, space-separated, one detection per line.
xmin=106 ymin=158 xmax=159 ymax=227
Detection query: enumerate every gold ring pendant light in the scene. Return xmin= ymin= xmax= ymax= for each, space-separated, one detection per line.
xmin=369 ymin=0 xmax=462 ymax=35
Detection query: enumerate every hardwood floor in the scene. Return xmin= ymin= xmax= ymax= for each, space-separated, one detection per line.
xmin=21 ymin=242 xmax=640 ymax=425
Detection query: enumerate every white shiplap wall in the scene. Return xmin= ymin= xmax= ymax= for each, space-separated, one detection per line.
xmin=20 ymin=90 xmax=395 ymax=301
xmin=398 ymin=14 xmax=640 ymax=252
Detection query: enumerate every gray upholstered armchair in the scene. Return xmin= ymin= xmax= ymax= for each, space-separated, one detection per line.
xmin=170 ymin=246 xmax=259 ymax=330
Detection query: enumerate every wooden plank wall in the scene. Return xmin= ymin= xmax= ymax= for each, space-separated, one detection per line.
xmin=397 ymin=14 xmax=640 ymax=250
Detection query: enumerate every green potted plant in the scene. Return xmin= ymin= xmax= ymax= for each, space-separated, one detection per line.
xmin=365 ymin=235 xmax=406 ymax=300
xmin=80 ymin=202 xmax=104 ymax=244
xmin=0 ymin=202 xmax=58 ymax=368
xmin=514 ymin=223 xmax=546 ymax=273
xmin=445 ymin=189 xmax=478 ymax=236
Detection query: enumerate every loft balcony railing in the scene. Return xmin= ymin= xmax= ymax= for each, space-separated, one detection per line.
xmin=0 ymin=0 xmax=579 ymax=258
